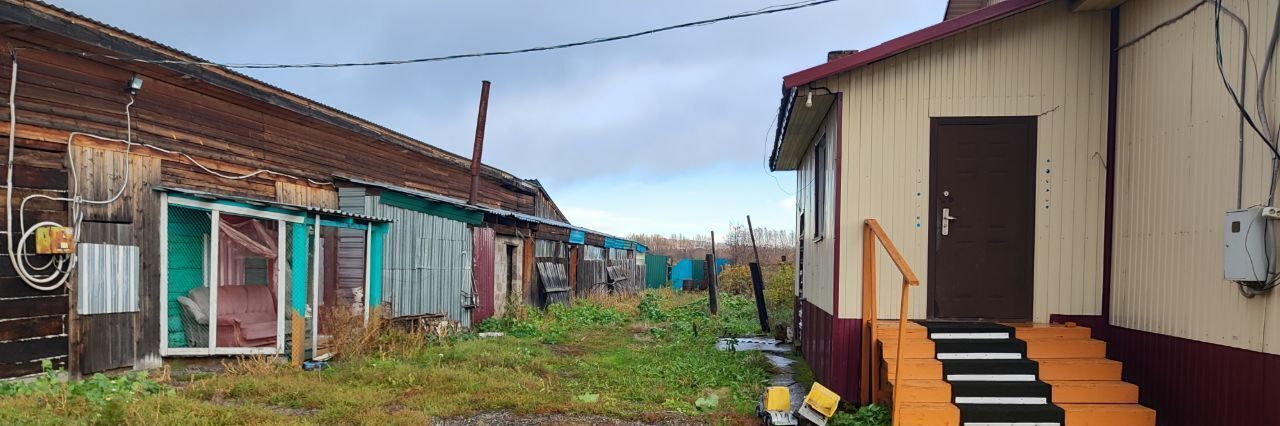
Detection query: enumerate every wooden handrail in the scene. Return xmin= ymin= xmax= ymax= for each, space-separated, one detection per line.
xmin=860 ymin=219 xmax=920 ymax=426
xmin=865 ymin=219 xmax=919 ymax=285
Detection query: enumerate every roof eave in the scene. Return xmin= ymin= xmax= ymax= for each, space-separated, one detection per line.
xmin=769 ymin=87 xmax=799 ymax=171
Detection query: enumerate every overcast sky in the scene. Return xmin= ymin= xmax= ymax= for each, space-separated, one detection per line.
xmin=52 ymin=0 xmax=944 ymax=237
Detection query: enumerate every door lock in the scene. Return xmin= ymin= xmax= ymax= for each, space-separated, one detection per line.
xmin=942 ymin=208 xmax=958 ymax=236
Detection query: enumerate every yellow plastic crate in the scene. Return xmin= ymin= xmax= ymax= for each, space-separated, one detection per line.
xmin=803 ymin=382 xmax=840 ymax=419
xmin=764 ymin=386 xmax=791 ymax=412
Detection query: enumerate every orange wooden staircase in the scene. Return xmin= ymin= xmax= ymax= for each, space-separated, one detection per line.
xmin=875 ymin=321 xmax=1156 ymax=426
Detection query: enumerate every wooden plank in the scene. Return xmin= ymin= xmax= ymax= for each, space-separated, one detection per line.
xmin=275 ymin=181 xmax=338 ymax=209
xmin=0 ymin=274 xmax=68 ymax=298
xmin=0 ymin=315 xmax=64 ymax=341
xmin=78 ymin=221 xmax=134 ymax=245
xmin=0 ymin=295 xmax=67 ymax=320
xmin=0 ymin=336 xmax=67 ymax=363
xmin=131 ymin=154 xmax=162 ymax=364
xmin=0 ymin=356 xmax=66 ymax=378
xmin=0 ymin=145 xmax=64 ymax=169
xmin=12 ymin=165 xmax=66 ymax=190
xmin=78 ymin=312 xmax=135 ymax=374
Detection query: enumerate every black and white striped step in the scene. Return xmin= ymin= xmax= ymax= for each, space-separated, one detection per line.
xmin=920 ymin=321 xmax=1015 ymax=341
xmin=918 ymin=321 xmax=1063 ymax=426
xmin=956 ymin=403 xmax=1064 ymax=425
xmin=950 ymin=381 xmax=1052 ymax=404
xmin=942 ymin=359 xmax=1040 ymax=382
xmin=933 ymin=339 xmax=1027 ymax=360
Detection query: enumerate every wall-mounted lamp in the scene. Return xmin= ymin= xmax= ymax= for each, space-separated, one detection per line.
xmin=125 ymin=75 xmax=143 ymax=95
xmin=805 ymin=90 xmax=813 ymax=108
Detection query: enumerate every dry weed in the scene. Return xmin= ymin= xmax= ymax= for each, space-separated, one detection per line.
xmin=583 ymin=292 xmax=640 ymax=316
xmin=322 ymin=304 xmax=389 ymax=360
xmin=152 ymin=364 xmax=172 ymax=383
xmin=220 ymin=355 xmax=282 ymax=376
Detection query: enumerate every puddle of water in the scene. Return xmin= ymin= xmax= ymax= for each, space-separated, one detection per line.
xmin=715 ymin=337 xmax=790 ymax=353
xmin=717 ymin=338 xmax=807 ymax=411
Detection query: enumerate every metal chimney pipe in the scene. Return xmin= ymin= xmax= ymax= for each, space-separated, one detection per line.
xmin=468 ymin=80 xmax=491 ymax=205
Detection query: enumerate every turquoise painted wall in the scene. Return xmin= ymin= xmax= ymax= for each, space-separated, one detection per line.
xmin=166 ymin=205 xmax=210 ymax=348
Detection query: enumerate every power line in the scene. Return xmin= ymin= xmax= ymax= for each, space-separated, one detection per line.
xmin=64 ymin=0 xmax=844 ymax=70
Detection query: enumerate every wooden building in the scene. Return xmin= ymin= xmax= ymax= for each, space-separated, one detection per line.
xmin=771 ymin=0 xmax=1280 ymax=424
xmin=0 ymin=0 xmax=645 ymax=380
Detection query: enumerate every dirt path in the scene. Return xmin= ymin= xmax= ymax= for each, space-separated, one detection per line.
xmin=434 ymin=411 xmax=700 ymax=425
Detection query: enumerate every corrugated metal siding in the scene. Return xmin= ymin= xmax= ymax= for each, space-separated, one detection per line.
xmin=77 ymin=243 xmax=140 ymax=315
xmin=338 ymin=187 xmax=368 ymax=215
xmin=829 ymin=2 xmax=1110 ymax=321
xmin=645 ymin=254 xmax=669 ymax=288
xmin=1113 ymin=0 xmax=1280 ymax=355
xmin=471 ymin=228 xmax=495 ymax=323
xmin=368 ymin=196 xmax=473 ymax=326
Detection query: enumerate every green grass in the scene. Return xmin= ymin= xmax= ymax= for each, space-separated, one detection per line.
xmin=0 ymin=291 xmax=776 ymax=425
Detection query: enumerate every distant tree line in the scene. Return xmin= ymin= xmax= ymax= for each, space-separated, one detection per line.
xmin=628 ymin=223 xmax=796 ymax=265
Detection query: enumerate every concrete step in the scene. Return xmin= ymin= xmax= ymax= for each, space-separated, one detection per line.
xmin=1037 ymin=358 xmax=1124 ymax=381
xmin=1026 ymin=338 xmax=1107 ymax=359
xmin=1048 ymin=380 xmax=1140 ymax=404
xmin=1060 ymin=403 xmax=1157 ymax=425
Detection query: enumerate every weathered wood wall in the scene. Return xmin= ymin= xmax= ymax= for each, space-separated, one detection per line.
xmin=0 ymin=9 xmax=556 ymax=376
xmin=0 ymin=121 xmax=69 ymax=378
xmin=276 ymin=181 xmax=337 ymax=210
xmin=68 ymin=145 xmax=161 ymax=375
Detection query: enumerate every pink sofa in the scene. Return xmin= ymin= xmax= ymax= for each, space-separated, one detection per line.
xmin=179 ymin=285 xmax=277 ymax=347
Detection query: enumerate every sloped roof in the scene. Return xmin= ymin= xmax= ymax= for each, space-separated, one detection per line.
xmin=781 ymin=0 xmax=1049 ymax=89
xmin=0 ymin=0 xmax=538 ymax=194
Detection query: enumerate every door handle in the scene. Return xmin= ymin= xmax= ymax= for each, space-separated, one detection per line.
xmin=942 ymin=208 xmax=958 ymax=236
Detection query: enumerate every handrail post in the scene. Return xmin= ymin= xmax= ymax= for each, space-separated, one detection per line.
xmin=861 ymin=222 xmax=876 ymax=405
xmin=891 ymin=277 xmax=911 ymax=426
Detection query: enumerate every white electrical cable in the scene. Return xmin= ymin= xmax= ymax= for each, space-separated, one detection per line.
xmin=5 ymin=51 xmax=336 ymax=292
xmin=5 ymin=56 xmax=72 ymax=291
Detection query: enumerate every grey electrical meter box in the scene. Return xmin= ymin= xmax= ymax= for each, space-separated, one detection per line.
xmin=1225 ymin=207 xmax=1269 ymax=282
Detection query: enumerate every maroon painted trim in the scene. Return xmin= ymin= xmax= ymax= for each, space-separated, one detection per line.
xmin=1107 ymin=325 xmax=1280 ymax=425
xmin=1102 ymin=7 xmax=1119 ymax=326
xmin=799 ymin=300 xmax=863 ymax=400
xmin=782 ymin=0 xmax=1049 ymax=89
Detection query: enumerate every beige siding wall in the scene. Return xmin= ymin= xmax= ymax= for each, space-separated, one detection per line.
xmin=832 ymin=2 xmax=1111 ymax=321
xmin=1114 ymin=0 xmax=1280 ymax=354
xmin=796 ymin=107 xmax=839 ymax=313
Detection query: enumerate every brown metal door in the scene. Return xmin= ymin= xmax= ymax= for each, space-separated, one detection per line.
xmin=928 ymin=117 xmax=1036 ymax=320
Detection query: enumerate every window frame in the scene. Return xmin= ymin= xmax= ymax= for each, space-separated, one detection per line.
xmin=812 ymin=132 xmax=827 ymax=242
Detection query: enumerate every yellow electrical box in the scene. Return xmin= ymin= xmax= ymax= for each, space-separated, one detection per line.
xmin=763 ymin=386 xmax=791 ymax=412
xmin=34 ymin=226 xmax=74 ymax=254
